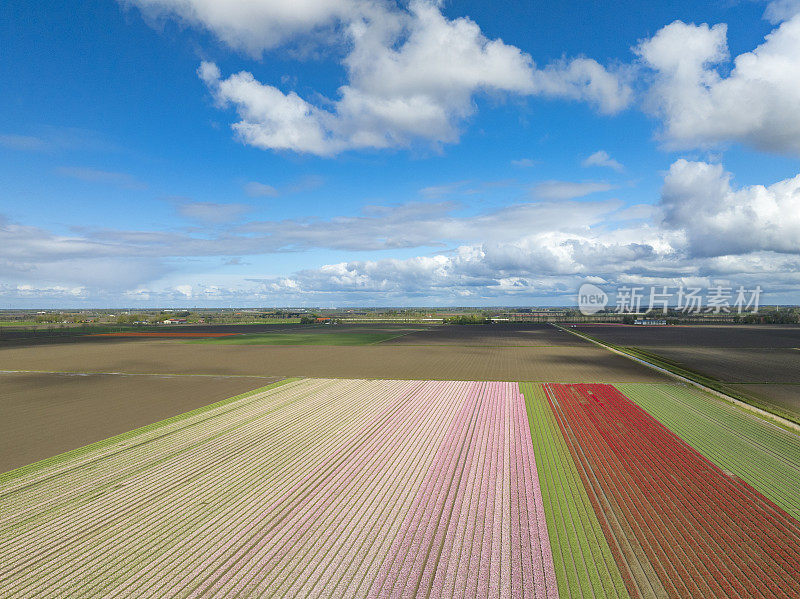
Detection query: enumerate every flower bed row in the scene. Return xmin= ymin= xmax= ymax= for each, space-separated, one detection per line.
xmin=545 ymin=382 xmax=800 ymax=599
xmin=0 ymin=379 xmax=558 ymax=599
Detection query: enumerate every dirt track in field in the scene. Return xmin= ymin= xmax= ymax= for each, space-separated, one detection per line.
xmin=0 ymin=372 xmax=280 ymax=473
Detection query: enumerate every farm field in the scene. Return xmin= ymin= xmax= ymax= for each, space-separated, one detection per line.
xmin=571 ymin=324 xmax=800 ymax=421
xmin=521 ymin=383 xmax=630 ymax=599
xmin=384 ymin=324 xmax=588 ymax=346
xmin=0 ymin=371 xmax=281 ymax=473
xmin=728 ymin=383 xmax=800 ymax=417
xmin=617 ymin=383 xmax=800 ymax=518
xmin=544 ymin=382 xmax=800 ymax=598
xmin=0 ymin=378 xmax=560 ymax=599
xmin=3 ymin=375 xmax=799 ymax=598
xmin=188 ymin=330 xmax=412 ymax=345
xmin=648 ymin=346 xmax=800 ymax=383
xmin=0 ymin=336 xmax=667 ymax=383
xmin=3 ymin=324 xmax=800 ymax=598
xmin=571 ymin=324 xmax=800 ymax=348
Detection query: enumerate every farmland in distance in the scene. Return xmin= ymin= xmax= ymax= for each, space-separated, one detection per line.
xmin=0 ymin=371 xmax=282 ymax=473
xmin=0 ymin=324 xmax=667 ymax=383
xmin=2 ymin=323 xmax=800 ymax=598
xmin=571 ymin=324 xmax=800 ymax=421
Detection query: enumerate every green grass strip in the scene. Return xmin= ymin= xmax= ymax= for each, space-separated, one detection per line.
xmin=520 ymin=382 xmax=630 ymax=599
xmin=0 ymin=378 xmax=300 ymax=486
xmin=617 ymin=383 xmax=800 ymax=520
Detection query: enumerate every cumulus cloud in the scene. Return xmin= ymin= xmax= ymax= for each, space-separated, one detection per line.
xmin=244 ymin=181 xmax=279 ymax=197
xmin=133 ymin=1 xmax=632 ymax=155
xmin=636 ymin=14 xmax=800 ymax=154
xmin=660 ymin=159 xmax=800 ymax=256
xmin=764 ymin=0 xmax=800 ymax=24
xmin=581 ymin=150 xmax=624 ymax=172
xmin=7 ymin=158 xmax=800 ymax=304
xmin=531 ymin=180 xmax=615 ymax=200
xmin=124 ymin=0 xmax=361 ymax=56
xmin=529 ymin=57 xmax=633 ymax=115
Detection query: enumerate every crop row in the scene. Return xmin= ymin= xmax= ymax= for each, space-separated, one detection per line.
xmin=0 ymin=378 xmax=558 ymax=598
xmin=520 ymin=383 xmax=629 ymax=599
xmin=616 ymin=383 xmax=800 ymax=519
xmin=545 ymin=383 xmax=800 ymax=599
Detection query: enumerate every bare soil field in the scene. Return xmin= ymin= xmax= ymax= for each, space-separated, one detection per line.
xmin=0 ymin=324 xmax=667 ymax=474
xmin=649 ymin=347 xmax=800 ymax=384
xmin=0 ymin=372 xmax=280 ymax=473
xmin=728 ymin=384 xmax=800 ymax=420
xmin=384 ymin=322 xmax=586 ymax=346
xmin=571 ymin=324 xmax=800 ymax=420
xmin=0 ymin=338 xmax=666 ymax=383
xmin=572 ymin=323 xmax=800 ymax=348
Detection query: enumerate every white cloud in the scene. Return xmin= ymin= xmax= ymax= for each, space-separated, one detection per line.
xmin=176 ymin=201 xmax=252 ymax=224
xmin=135 ymin=0 xmax=632 ymax=156
xmin=531 ymin=180 xmax=615 ymax=200
xmin=581 ymin=150 xmax=624 ymax=172
xmin=764 ymin=0 xmax=800 ymax=24
xmin=637 ymin=15 xmax=800 ymax=154
xmin=660 ymin=159 xmax=800 ymax=256
xmin=418 ymin=181 xmax=469 ymax=198
xmin=511 ymin=158 xmax=537 ymax=168
xmin=0 ymin=134 xmax=49 ymax=151
xmin=7 ymin=158 xmax=800 ymax=304
xmin=55 ymin=166 xmax=146 ymax=189
xmin=530 ymin=57 xmax=633 ymax=115
xmin=199 ymin=63 xmax=339 ymax=155
xmin=124 ymin=0 xmax=360 ymax=57
xmin=244 ymin=181 xmax=279 ymax=197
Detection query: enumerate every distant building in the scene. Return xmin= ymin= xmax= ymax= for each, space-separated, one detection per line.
xmin=163 ymin=318 xmax=188 ymax=324
xmin=634 ymin=319 xmax=667 ymax=325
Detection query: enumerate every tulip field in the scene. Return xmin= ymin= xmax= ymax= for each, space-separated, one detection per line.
xmin=1 ymin=377 xmax=799 ymax=598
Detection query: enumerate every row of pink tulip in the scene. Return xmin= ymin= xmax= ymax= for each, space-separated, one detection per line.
xmin=1 ymin=379 xmax=558 ymax=598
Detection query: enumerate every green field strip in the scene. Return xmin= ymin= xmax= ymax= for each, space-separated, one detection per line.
xmin=0 ymin=377 xmax=299 ymax=487
xmin=616 ymin=383 xmax=800 ymax=519
xmin=521 ymin=382 xmax=630 ymax=599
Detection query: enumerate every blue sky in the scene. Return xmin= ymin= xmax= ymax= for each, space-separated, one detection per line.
xmin=2 ymin=0 xmax=800 ymax=307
